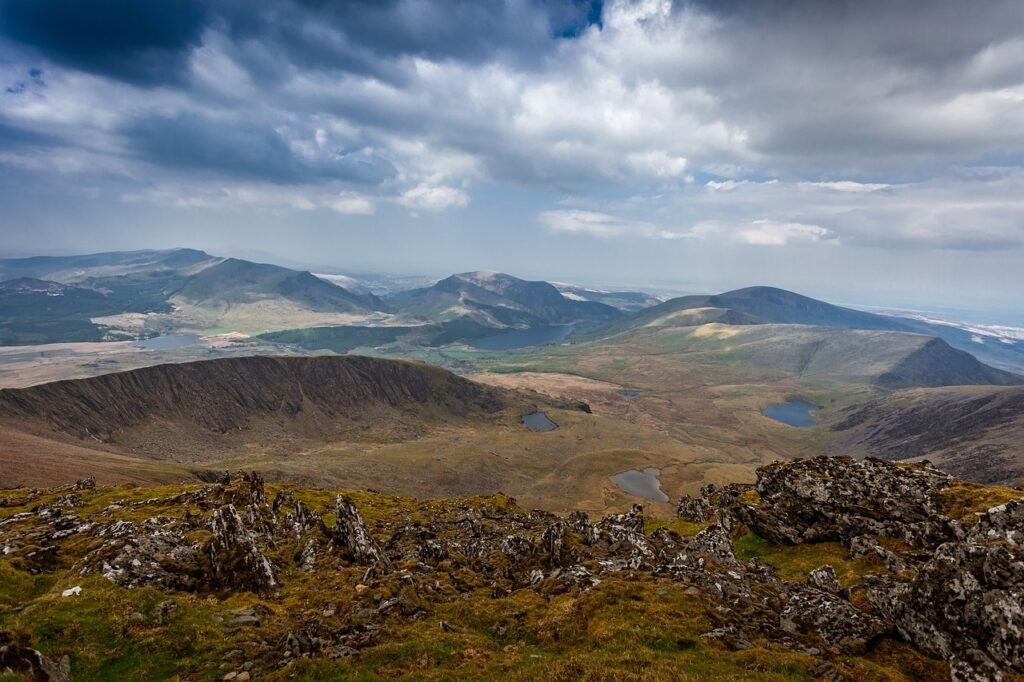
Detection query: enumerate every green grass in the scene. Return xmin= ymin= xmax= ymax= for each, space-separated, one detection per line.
xmin=733 ymin=532 xmax=877 ymax=587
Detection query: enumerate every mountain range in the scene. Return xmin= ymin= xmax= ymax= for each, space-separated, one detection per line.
xmin=2 ymin=248 xmax=1022 ymax=378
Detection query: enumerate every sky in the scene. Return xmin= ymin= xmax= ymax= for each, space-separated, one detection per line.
xmin=1 ymin=0 xmax=1024 ymax=313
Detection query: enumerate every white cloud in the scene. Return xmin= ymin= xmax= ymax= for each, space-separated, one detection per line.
xmin=539 ymin=210 xmax=638 ymax=238
xmin=797 ymin=181 xmax=891 ymax=193
xmin=327 ymin=192 xmax=375 ymax=215
xmin=690 ymin=219 xmax=834 ymax=246
xmin=733 ymin=220 xmax=834 ymax=246
xmin=539 ymin=209 xmax=687 ymax=240
xmin=396 ymin=184 xmax=470 ymax=211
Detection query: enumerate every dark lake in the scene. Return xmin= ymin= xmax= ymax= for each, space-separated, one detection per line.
xmin=134 ymin=334 xmax=201 ymax=350
xmin=618 ymin=389 xmax=640 ymax=398
xmin=763 ymin=399 xmax=820 ymax=427
xmin=522 ymin=411 xmax=558 ymax=431
xmin=610 ymin=467 xmax=669 ymax=502
xmin=468 ymin=324 xmax=574 ymax=351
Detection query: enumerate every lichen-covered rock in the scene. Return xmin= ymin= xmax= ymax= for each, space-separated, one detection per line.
xmin=807 ymin=565 xmax=841 ymax=595
xmin=594 ymin=504 xmax=656 ymax=569
xmin=322 ymin=495 xmax=392 ymax=571
xmin=6 ymin=462 xmax=1024 ymax=680
xmin=866 ymin=530 xmax=1024 ymax=680
xmin=206 ymin=504 xmax=277 ymax=594
xmin=728 ymin=456 xmax=959 ymax=548
xmin=848 ymin=535 xmax=910 ymax=573
xmin=540 ymin=521 xmax=565 ymax=567
xmin=970 ymin=496 xmax=1024 ymax=546
xmin=779 ymin=587 xmax=888 ymax=654
xmin=82 ymin=520 xmax=203 ymax=591
xmin=676 ymin=494 xmax=713 ymax=523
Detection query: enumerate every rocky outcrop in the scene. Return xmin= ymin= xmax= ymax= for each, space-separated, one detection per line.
xmin=0 ymin=632 xmax=71 ymax=682
xmin=322 ymin=495 xmax=392 ymax=571
xmin=688 ymin=455 xmax=1024 ymax=681
xmin=724 ymin=456 xmax=959 ymax=548
xmin=206 ymin=505 xmax=277 ymax=594
xmin=5 ymin=458 xmax=1024 ymax=680
xmin=865 ymin=499 xmax=1024 ymax=681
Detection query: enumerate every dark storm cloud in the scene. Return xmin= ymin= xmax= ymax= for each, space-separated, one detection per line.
xmin=0 ymin=0 xmax=208 ymax=86
xmin=122 ymin=114 xmax=396 ymax=185
xmin=0 ymin=0 xmax=602 ymax=88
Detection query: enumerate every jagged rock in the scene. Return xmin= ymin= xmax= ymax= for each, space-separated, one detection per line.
xmin=866 ymin=524 xmax=1024 ymax=680
xmin=848 ymin=535 xmax=909 ymax=573
xmin=206 ymin=504 xmax=277 ymax=594
xmin=728 ymin=456 xmax=959 ymax=548
xmin=683 ymin=523 xmax=739 ymax=568
xmin=971 ymin=496 xmax=1024 ymax=546
xmin=807 ymin=565 xmax=841 ymax=595
xmin=384 ymin=524 xmax=447 ymax=564
xmin=779 ymin=587 xmax=887 ymax=654
xmin=595 ymin=504 xmax=656 ymax=569
xmin=540 ymin=521 xmax=565 ymax=567
xmin=565 ymin=511 xmax=598 ymax=545
xmin=322 ymin=495 xmax=392 ymax=570
xmin=599 ymin=504 xmax=645 ymax=535
xmin=273 ymin=490 xmax=319 ymax=540
xmin=81 ymin=520 xmax=202 ymax=591
xmin=6 ymin=462 xmax=1024 ymax=680
xmin=297 ymin=539 xmax=318 ymax=572
xmin=676 ymin=494 xmax=713 ymax=523
xmin=0 ymin=631 xmax=71 ymax=682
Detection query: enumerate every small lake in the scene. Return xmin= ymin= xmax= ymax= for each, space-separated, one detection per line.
xmin=522 ymin=411 xmax=558 ymax=431
xmin=610 ymin=468 xmax=669 ymax=502
xmin=763 ymin=399 xmax=820 ymax=428
xmin=134 ymin=334 xmax=201 ymax=350
xmin=468 ymin=324 xmax=574 ymax=351
xmin=618 ymin=389 xmax=640 ymax=398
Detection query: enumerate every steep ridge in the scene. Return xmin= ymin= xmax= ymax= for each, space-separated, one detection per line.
xmin=0 ymin=355 xmax=505 ymax=441
xmin=831 ymin=385 xmax=1024 ymax=485
xmin=877 ymin=337 xmax=1022 ymax=388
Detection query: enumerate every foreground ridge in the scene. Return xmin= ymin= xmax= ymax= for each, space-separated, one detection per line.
xmin=1 ymin=457 xmax=1022 ymax=680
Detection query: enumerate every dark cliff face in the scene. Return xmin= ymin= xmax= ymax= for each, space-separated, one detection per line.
xmin=0 ymin=355 xmax=506 ymax=439
xmin=876 ymin=338 xmax=1024 ymax=389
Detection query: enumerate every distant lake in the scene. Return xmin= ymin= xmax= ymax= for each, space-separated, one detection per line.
xmin=468 ymin=324 xmax=574 ymax=351
xmin=763 ymin=399 xmax=820 ymax=427
xmin=522 ymin=411 xmax=558 ymax=431
xmin=134 ymin=334 xmax=200 ymax=350
xmin=610 ymin=468 xmax=669 ymax=502
xmin=618 ymin=389 xmax=640 ymax=398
